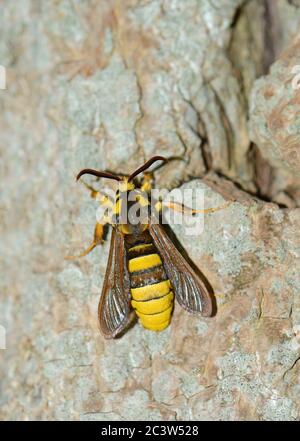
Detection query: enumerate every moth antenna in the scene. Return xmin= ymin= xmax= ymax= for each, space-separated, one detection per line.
xmin=76 ymin=169 xmax=121 ymax=182
xmin=128 ymin=156 xmax=168 ymax=182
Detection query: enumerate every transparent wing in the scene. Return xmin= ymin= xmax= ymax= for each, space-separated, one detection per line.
xmin=98 ymin=228 xmax=131 ymax=338
xmin=149 ymin=222 xmax=212 ymax=316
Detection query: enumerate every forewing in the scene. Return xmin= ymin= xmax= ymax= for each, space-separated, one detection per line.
xmin=98 ymin=228 xmax=131 ymax=338
xmin=149 ymin=222 xmax=212 ymax=316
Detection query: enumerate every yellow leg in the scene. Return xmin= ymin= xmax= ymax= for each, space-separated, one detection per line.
xmin=140 ymin=173 xmax=153 ymax=194
xmin=65 ymin=222 xmax=106 ymax=260
xmin=163 ymin=200 xmax=232 ymax=215
xmin=80 ymin=179 xmax=100 ymax=199
xmin=65 ymin=178 xmax=114 ymax=260
xmin=80 ymin=179 xmax=114 ymax=207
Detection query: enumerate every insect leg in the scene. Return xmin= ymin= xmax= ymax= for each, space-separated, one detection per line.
xmin=162 ymin=200 xmax=232 ymax=215
xmin=140 ymin=172 xmax=153 ymax=194
xmin=66 ymin=178 xmax=115 ymax=260
xmin=80 ymin=179 xmax=114 ymax=207
xmin=65 ymin=221 xmax=108 ymax=260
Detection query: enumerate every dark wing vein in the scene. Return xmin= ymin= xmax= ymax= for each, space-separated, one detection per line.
xmin=98 ymin=228 xmax=131 ymax=338
xmin=149 ymin=222 xmax=212 ymax=316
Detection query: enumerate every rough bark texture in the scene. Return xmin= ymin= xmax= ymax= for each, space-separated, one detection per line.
xmin=0 ymin=0 xmax=299 ymax=421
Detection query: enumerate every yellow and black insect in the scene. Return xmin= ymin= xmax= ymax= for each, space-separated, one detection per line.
xmin=66 ymin=156 xmax=228 ymax=338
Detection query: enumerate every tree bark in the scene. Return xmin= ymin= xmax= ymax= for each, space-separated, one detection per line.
xmin=0 ymin=0 xmax=299 ymax=421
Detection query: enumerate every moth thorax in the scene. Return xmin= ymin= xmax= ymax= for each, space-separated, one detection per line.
xmin=113 ymin=188 xmax=149 ymax=235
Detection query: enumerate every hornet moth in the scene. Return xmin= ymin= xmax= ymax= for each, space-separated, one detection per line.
xmin=66 ymin=156 xmax=229 ymax=338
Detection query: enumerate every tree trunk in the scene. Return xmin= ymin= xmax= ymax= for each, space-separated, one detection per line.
xmin=0 ymin=0 xmax=299 ymax=421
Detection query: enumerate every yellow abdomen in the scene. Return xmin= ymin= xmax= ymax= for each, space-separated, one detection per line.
xmin=128 ymin=244 xmax=174 ymax=332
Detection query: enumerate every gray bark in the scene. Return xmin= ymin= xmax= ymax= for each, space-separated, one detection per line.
xmin=0 ymin=0 xmax=299 ymax=421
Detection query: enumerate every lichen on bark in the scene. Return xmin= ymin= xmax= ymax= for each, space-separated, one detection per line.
xmin=0 ymin=0 xmax=299 ymax=421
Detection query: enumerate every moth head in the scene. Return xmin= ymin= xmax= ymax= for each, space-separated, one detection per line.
xmin=76 ymin=156 xmax=167 ymax=186
xmin=118 ymin=177 xmax=135 ymax=193
xmin=76 ymin=157 xmax=167 ymax=234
